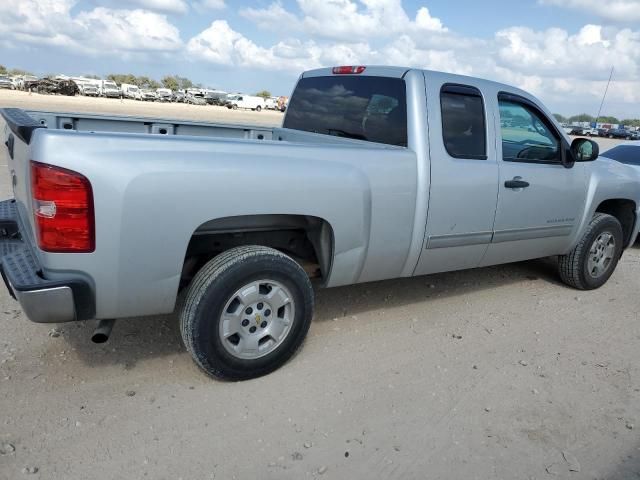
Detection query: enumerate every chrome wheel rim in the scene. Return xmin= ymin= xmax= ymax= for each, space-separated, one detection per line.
xmin=587 ymin=231 xmax=615 ymax=278
xmin=218 ymin=279 xmax=295 ymax=360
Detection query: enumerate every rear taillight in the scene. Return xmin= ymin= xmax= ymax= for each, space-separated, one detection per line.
xmin=332 ymin=65 xmax=366 ymax=74
xmin=30 ymin=161 xmax=95 ymax=253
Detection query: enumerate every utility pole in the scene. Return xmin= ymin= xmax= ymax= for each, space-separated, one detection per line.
xmin=595 ymin=66 xmax=614 ymax=127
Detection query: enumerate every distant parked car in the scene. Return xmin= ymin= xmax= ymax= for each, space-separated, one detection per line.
xmin=628 ymin=130 xmax=640 ymax=140
xmin=566 ymin=125 xmax=586 ymax=135
xmin=277 ymin=96 xmax=288 ymax=112
xmin=21 ymin=76 xmax=40 ymax=92
xmin=140 ymin=89 xmax=156 ymax=101
xmin=264 ymin=97 xmax=279 ymax=110
xmin=204 ymin=91 xmax=228 ymax=106
xmin=607 ymin=128 xmax=633 ymax=140
xmin=155 ymin=88 xmax=172 ymax=102
xmin=0 ymin=75 xmax=13 ymax=89
xmin=99 ymin=80 xmax=121 ymax=98
xmin=226 ymin=94 xmax=265 ymax=111
xmin=583 ymin=128 xmax=599 ymax=137
xmin=121 ymin=84 xmax=141 ymax=100
xmin=79 ymin=83 xmax=99 ymax=97
xmin=172 ymin=91 xmax=185 ymax=103
xmin=184 ymin=93 xmax=206 ymax=105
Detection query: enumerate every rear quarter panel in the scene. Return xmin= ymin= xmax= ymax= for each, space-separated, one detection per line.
xmin=29 ymin=130 xmax=417 ymax=319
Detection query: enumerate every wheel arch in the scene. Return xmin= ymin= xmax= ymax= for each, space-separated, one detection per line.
xmin=181 ymin=214 xmax=335 ymax=289
xmin=595 ymin=198 xmax=637 ymax=248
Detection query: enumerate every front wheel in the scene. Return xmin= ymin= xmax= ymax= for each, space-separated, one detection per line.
xmin=255 ymin=106 xmax=262 ymax=112
xmin=180 ymin=246 xmax=314 ymax=380
xmin=558 ymin=213 xmax=623 ymax=290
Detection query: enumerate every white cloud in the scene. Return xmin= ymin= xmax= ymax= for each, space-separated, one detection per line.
xmin=540 ymin=0 xmax=640 ymax=23
xmin=127 ymin=0 xmax=188 ymax=14
xmin=198 ymin=0 xmax=226 ymax=9
xmin=0 ymin=0 xmax=182 ymax=55
xmin=240 ymin=2 xmax=298 ymax=30
xmin=240 ymin=0 xmax=446 ymax=40
xmin=186 ymin=20 xmax=324 ymax=70
xmin=495 ymin=24 xmax=638 ymax=81
xmin=76 ymin=8 xmax=183 ymax=52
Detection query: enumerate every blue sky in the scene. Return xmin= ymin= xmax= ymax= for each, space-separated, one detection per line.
xmin=1 ymin=0 xmax=639 ymax=117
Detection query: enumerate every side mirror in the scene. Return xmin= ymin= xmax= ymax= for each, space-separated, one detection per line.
xmin=571 ymin=138 xmax=599 ymax=162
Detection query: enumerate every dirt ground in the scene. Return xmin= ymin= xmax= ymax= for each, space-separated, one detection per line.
xmin=0 ymin=90 xmax=639 ymax=480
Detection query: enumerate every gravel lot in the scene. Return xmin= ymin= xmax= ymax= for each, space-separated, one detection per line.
xmin=0 ymin=90 xmax=639 ymax=480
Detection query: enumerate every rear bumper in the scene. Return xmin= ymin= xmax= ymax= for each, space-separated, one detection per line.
xmin=0 ymin=199 xmax=94 ymax=323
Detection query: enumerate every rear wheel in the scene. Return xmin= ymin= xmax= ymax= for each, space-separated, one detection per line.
xmin=256 ymin=106 xmax=262 ymax=112
xmin=558 ymin=213 xmax=623 ymax=290
xmin=180 ymin=246 xmax=314 ymax=380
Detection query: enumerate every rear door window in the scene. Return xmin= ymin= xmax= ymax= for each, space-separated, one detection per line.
xmin=440 ymin=84 xmax=487 ymax=159
xmin=283 ymin=76 xmax=407 ymax=147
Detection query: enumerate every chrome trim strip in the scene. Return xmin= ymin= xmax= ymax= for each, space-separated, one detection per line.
xmin=426 ymin=231 xmax=493 ymax=249
xmin=492 ymin=225 xmax=573 ymax=243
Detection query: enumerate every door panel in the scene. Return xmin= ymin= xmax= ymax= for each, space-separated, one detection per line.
xmin=481 ymin=95 xmax=587 ymax=266
xmin=414 ymin=75 xmax=499 ymax=275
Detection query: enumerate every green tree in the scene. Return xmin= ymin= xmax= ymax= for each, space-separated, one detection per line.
xmin=107 ymin=74 xmax=137 ymax=86
xmin=0 ymin=65 xmax=6 ymax=74
xmin=83 ymin=74 xmax=101 ymax=79
xmin=162 ymin=75 xmax=179 ymax=91
xmin=255 ymin=90 xmax=272 ymax=99
xmin=568 ymin=114 xmax=595 ymax=123
xmin=553 ymin=113 xmax=567 ymax=123
xmin=621 ymin=119 xmax=640 ymax=127
xmin=176 ymin=75 xmax=193 ymax=90
xmin=8 ymin=68 xmax=33 ymax=76
xmin=598 ymin=116 xmax=619 ymax=124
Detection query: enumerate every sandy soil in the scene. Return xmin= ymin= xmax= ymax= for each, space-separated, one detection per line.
xmin=0 ymin=90 xmax=639 ymax=480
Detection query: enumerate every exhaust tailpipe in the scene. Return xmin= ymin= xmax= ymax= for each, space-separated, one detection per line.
xmin=92 ymin=319 xmax=116 ymax=344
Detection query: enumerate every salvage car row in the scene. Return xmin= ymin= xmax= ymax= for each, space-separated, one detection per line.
xmin=2 ymin=74 xmax=289 ymax=112
xmin=563 ymin=124 xmax=640 ymax=140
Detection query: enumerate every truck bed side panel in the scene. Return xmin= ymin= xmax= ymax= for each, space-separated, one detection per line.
xmin=28 ymin=130 xmax=417 ymax=318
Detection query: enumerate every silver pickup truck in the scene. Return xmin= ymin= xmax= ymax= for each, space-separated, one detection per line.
xmin=2 ymin=66 xmax=639 ymax=380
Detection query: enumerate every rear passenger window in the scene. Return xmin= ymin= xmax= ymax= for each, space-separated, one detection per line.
xmin=440 ymin=85 xmax=487 ymax=159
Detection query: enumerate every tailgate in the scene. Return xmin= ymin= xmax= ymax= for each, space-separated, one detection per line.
xmin=1 ymin=108 xmax=44 ymax=248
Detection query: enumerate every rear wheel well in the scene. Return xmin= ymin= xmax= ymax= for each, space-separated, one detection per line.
xmin=181 ymin=215 xmax=333 ymax=290
xmin=595 ymin=199 xmax=636 ymax=247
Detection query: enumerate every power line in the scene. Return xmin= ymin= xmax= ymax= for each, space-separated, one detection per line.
xmin=595 ymin=66 xmax=614 ymax=126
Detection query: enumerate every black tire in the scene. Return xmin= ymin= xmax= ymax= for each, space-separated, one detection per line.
xmin=558 ymin=213 xmax=623 ymax=290
xmin=256 ymin=106 xmax=262 ymax=112
xmin=180 ymin=246 xmax=314 ymax=380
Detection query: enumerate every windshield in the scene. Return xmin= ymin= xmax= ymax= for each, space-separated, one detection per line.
xmin=104 ymin=82 xmax=117 ymax=88
xmin=283 ymin=75 xmax=407 ymax=147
